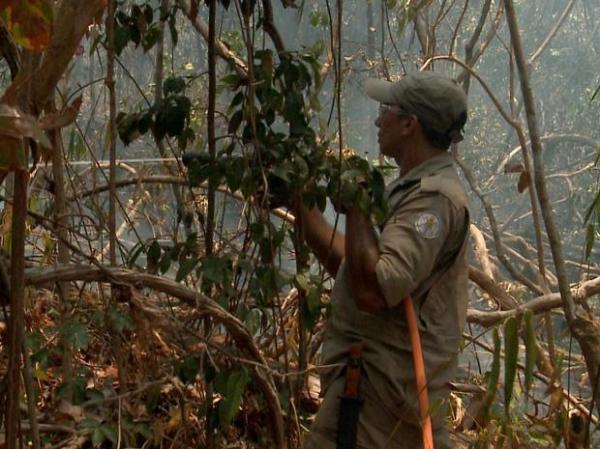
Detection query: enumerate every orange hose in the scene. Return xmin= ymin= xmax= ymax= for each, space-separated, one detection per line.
xmin=404 ymin=295 xmax=434 ymax=449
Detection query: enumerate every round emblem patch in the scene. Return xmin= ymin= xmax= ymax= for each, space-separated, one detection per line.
xmin=414 ymin=213 xmax=441 ymax=239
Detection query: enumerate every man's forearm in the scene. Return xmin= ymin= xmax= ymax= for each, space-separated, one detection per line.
xmin=345 ymin=208 xmax=387 ymax=313
xmin=297 ymin=204 xmax=345 ymax=277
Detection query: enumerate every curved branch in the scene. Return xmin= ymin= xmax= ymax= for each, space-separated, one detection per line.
xmin=24 ymin=264 xmax=285 ymax=448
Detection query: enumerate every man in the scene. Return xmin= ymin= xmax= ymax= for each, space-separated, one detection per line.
xmin=301 ymin=71 xmax=470 ymax=449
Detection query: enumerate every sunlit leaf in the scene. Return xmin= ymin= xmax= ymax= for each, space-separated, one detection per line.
xmin=0 ymin=0 xmax=54 ymax=51
xmin=504 ymin=315 xmax=521 ymax=417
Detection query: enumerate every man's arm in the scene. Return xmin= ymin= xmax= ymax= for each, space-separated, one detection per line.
xmin=345 ymin=208 xmax=387 ymax=314
xmin=296 ymin=204 xmax=345 ymax=277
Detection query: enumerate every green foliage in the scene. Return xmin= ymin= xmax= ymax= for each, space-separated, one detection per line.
xmin=116 ymin=76 xmax=193 ymax=149
xmin=584 ymin=189 xmax=600 ymax=261
xmin=523 ymin=311 xmax=538 ymax=398
xmin=113 ymin=3 xmax=159 ymax=55
xmin=482 ymin=329 xmax=501 ymax=422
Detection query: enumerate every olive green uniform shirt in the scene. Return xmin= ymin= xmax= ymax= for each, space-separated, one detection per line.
xmin=315 ymin=153 xmax=469 ymax=447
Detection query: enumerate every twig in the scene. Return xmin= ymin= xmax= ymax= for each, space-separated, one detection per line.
xmin=529 ymin=0 xmax=577 ymax=65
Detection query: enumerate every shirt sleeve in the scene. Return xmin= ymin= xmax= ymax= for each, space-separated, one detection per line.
xmin=374 ymin=192 xmax=456 ymax=308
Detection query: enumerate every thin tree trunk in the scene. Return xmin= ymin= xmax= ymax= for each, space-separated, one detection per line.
xmin=22 ymin=341 xmax=41 ymax=449
xmin=205 ymin=1 xmax=217 ymax=447
xmin=106 ymin=0 xmax=117 ymax=266
xmin=504 ymin=0 xmax=600 ymax=410
xmin=50 ymin=110 xmax=74 ymax=400
xmin=6 ymin=169 xmax=28 ymax=449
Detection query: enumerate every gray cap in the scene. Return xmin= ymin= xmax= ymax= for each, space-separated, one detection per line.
xmin=365 ymin=72 xmax=468 ymax=143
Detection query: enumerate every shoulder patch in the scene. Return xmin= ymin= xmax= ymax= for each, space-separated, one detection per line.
xmin=414 ymin=213 xmax=442 ymax=239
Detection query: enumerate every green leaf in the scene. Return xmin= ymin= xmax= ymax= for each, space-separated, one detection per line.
xmin=243 ymin=308 xmax=261 ymax=335
xmin=114 ymin=24 xmax=132 ymax=55
xmin=177 ymin=356 xmax=200 ymax=384
xmin=163 ymin=76 xmax=186 ymax=96
xmin=202 ymin=255 xmax=229 ymax=283
xmin=584 ymin=223 xmax=595 ymax=261
xmin=92 ymin=428 xmax=105 ymax=446
xmin=295 ymin=273 xmax=310 ymax=291
xmin=228 ymin=110 xmax=244 ymax=134
xmin=127 ymin=243 xmax=145 ymax=268
xmin=100 ymin=425 xmax=118 ymax=444
xmin=524 ymin=311 xmax=538 ymax=397
xmin=504 ymin=315 xmax=521 ymax=417
xmin=176 ymin=255 xmax=198 ymax=282
xmin=159 ymin=250 xmax=173 ymax=274
xmin=483 ymin=329 xmax=501 ymax=418
xmin=218 ymin=369 xmax=250 ymax=427
xmin=148 ymin=241 xmax=161 ymax=266
xmin=142 ymin=23 xmax=162 ymax=52
xmin=222 ymin=73 xmax=242 ymax=89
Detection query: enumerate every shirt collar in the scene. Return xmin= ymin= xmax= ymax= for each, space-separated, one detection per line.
xmin=386 ymin=152 xmax=454 ymax=194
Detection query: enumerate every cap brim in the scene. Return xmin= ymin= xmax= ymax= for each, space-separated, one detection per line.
xmin=364 ymin=78 xmax=395 ymax=103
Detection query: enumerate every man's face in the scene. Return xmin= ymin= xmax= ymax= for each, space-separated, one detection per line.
xmin=374 ymin=104 xmax=410 ymax=158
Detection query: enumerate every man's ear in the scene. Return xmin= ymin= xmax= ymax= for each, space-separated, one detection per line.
xmin=399 ymin=114 xmax=420 ymax=136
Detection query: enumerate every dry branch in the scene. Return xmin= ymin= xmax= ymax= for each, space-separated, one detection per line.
xmin=467 ymin=275 xmax=600 ymax=327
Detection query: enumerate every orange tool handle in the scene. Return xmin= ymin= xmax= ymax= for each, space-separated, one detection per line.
xmin=404 ymin=295 xmax=434 ymax=449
